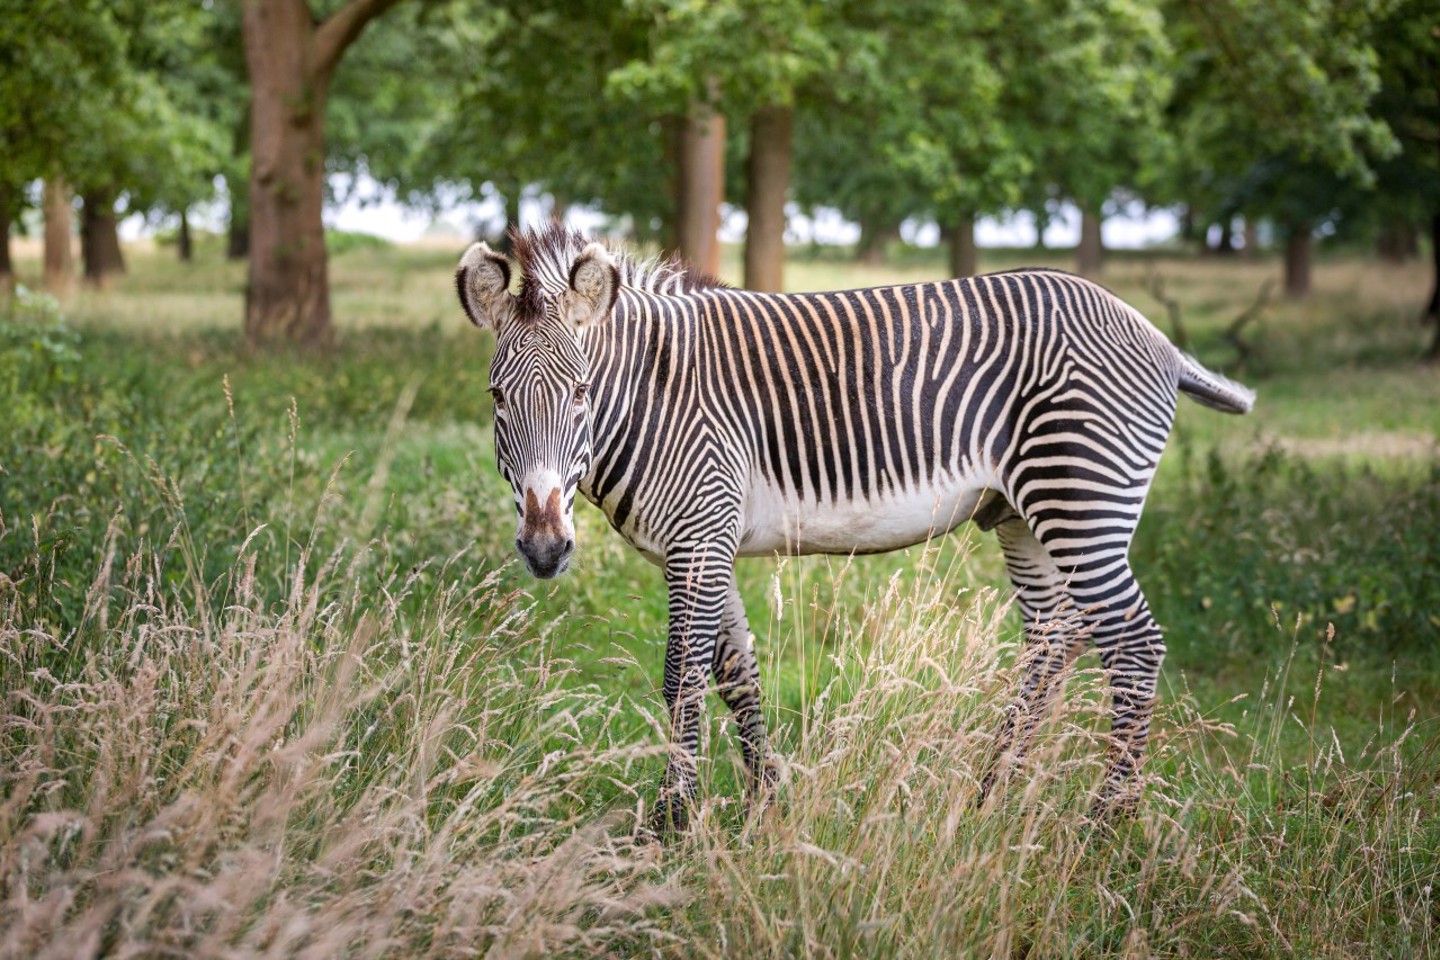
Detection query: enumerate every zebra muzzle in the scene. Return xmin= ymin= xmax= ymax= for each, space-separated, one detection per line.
xmin=516 ymin=486 xmax=574 ymax=578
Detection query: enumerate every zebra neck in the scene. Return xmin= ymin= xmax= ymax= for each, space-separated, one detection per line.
xmin=577 ymin=288 xmax=686 ymax=507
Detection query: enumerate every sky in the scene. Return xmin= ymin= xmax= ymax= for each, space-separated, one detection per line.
xmin=125 ymin=172 xmax=1181 ymax=249
xmin=325 ymin=183 xmax=1181 ymax=249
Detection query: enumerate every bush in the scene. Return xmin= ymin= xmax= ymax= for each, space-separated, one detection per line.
xmin=326 ymin=229 xmax=394 ymax=255
xmin=1141 ymin=443 xmax=1440 ymax=659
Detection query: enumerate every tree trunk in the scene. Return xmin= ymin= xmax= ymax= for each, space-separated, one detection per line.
xmin=1243 ymin=218 xmax=1260 ymax=258
xmin=494 ymin=182 xmax=519 ymax=252
xmin=243 ymin=0 xmax=401 ymax=348
xmin=227 ymin=114 xmax=250 ymax=261
xmin=675 ymin=89 xmax=725 ymax=277
xmin=79 ymin=199 xmax=96 ymax=283
xmin=1033 ymin=207 xmax=1049 ymax=251
xmin=1179 ymin=204 xmax=1196 ymax=246
xmin=0 ymin=187 xmax=13 ymax=284
xmin=1077 ymin=205 xmax=1103 ymax=276
xmin=1283 ymin=222 xmax=1312 ymax=299
xmin=227 ymin=188 xmax=250 ymax=260
xmin=1402 ymin=221 xmax=1420 ymax=261
xmin=178 ymin=208 xmax=194 ymax=262
xmin=1424 ymin=211 xmax=1440 ymax=362
xmin=947 ymin=213 xmax=977 ymax=278
xmin=855 ymin=216 xmax=896 ymax=264
xmin=1214 ymin=218 xmax=1235 ymax=255
xmin=43 ymin=176 xmax=73 ymax=293
xmin=742 ymin=103 xmax=792 ymax=292
xmin=245 ymin=0 xmax=331 ymax=347
xmin=81 ymin=189 xmax=126 ymax=285
xmin=1377 ymin=219 xmax=1418 ymax=264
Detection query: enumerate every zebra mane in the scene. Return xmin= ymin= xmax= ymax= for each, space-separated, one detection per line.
xmin=510 ymin=222 xmax=726 ymax=320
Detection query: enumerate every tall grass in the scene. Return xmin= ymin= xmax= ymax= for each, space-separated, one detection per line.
xmin=661 ymin=571 xmax=1438 ymax=958
xmin=1 ymin=501 xmax=676 ymax=957
xmin=4 ymin=478 xmax=1435 ymax=956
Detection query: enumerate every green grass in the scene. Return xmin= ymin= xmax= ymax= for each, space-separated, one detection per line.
xmin=1 ymin=240 xmax=1438 ymax=956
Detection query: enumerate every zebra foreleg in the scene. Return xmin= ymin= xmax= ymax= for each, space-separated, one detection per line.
xmin=978 ymin=516 xmax=1088 ymax=805
xmin=646 ymin=551 xmax=732 ymax=838
xmin=712 ymin=577 xmax=775 ymax=801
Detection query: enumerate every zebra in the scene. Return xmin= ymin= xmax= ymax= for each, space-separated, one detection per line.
xmin=455 ymin=223 xmax=1254 ymax=833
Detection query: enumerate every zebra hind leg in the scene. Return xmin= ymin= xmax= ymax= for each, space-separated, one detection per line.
xmin=1027 ymin=509 xmax=1167 ymax=818
xmin=1088 ymin=588 xmax=1166 ymax=818
xmin=712 ymin=578 xmax=776 ymax=802
xmin=977 ymin=515 xmax=1089 ymax=805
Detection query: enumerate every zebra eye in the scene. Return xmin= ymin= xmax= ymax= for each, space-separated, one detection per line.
xmin=572 ymin=382 xmax=589 ymax=406
xmin=490 ymin=386 xmax=506 ymax=410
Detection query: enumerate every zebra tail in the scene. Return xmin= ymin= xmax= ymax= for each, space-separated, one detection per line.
xmin=1175 ymin=352 xmax=1255 ymax=414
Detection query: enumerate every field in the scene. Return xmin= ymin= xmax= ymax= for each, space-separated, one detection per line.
xmin=2 ymin=235 xmax=1438 ymax=957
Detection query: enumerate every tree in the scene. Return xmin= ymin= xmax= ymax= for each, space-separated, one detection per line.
xmin=377 ymin=3 xmax=673 ymax=249
xmin=1013 ymin=0 xmax=1174 ymax=276
xmin=743 ymin=104 xmax=793 ymax=290
xmin=80 ymin=189 xmax=125 ymax=284
xmin=731 ymin=0 xmax=844 ymax=290
xmin=142 ymin=3 xmax=244 ymax=266
xmin=609 ymin=0 xmax=841 ymax=285
xmin=0 ymin=185 xmax=13 ymax=283
xmin=791 ymin=91 xmax=930 ymax=266
xmin=43 ymin=179 xmax=73 ymax=293
xmin=1077 ymin=208 xmax=1105 ymax=276
xmin=837 ymin=0 xmax=1031 ymax=277
xmin=1161 ymin=0 xmax=1399 ymax=297
xmin=1361 ymin=0 xmax=1440 ymax=357
xmin=0 ymin=0 xmax=229 ymax=287
xmin=241 ymin=0 xmax=407 ymax=348
xmin=608 ymin=4 xmax=734 ymax=271
xmin=396 ymin=1 xmax=832 ymax=287
xmin=809 ymin=0 xmax=1170 ymax=279
xmin=0 ymin=0 xmax=128 ymax=290
xmin=792 ymin=1 xmax=1011 ymax=275
xmin=675 ymin=86 xmax=726 ymax=276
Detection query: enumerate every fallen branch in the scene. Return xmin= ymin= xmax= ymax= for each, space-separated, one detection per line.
xmin=1223 ymin=279 xmax=1273 ymax=370
xmin=1144 ymin=269 xmax=1190 ymax=353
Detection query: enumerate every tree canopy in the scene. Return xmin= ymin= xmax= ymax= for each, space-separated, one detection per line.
xmin=0 ymin=0 xmax=229 ymax=221
xmin=3 ymin=0 xmax=1434 ymax=344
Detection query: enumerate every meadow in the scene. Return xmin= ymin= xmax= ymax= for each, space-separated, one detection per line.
xmin=2 ymin=234 xmax=1438 ymax=958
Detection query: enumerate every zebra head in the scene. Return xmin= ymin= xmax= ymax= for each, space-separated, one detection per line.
xmin=455 ymin=239 xmax=620 ymax=578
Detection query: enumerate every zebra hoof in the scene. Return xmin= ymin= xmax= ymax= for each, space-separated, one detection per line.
xmin=751 ymin=760 xmax=781 ymax=799
xmin=975 ymin=762 xmax=1009 ymax=809
xmin=1087 ymin=784 xmax=1141 ymax=823
xmin=741 ymin=763 xmax=782 ymax=826
xmin=640 ymin=792 xmax=692 ymax=842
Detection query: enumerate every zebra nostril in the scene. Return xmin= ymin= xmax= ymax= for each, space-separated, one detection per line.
xmin=562 ymin=538 xmax=575 ymax=557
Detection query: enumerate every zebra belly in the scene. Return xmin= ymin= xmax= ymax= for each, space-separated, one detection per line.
xmin=737 ymin=476 xmax=989 ymax=557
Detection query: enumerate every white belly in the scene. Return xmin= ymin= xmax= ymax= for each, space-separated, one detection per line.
xmin=737 ymin=474 xmax=989 ymax=557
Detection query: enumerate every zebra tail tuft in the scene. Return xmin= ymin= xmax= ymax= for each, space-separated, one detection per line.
xmin=1176 ymin=352 xmax=1255 ymax=414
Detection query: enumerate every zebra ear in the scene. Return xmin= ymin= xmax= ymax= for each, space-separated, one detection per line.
xmin=455 ymin=242 xmax=513 ymax=329
xmin=565 ymin=242 xmax=619 ymax=329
